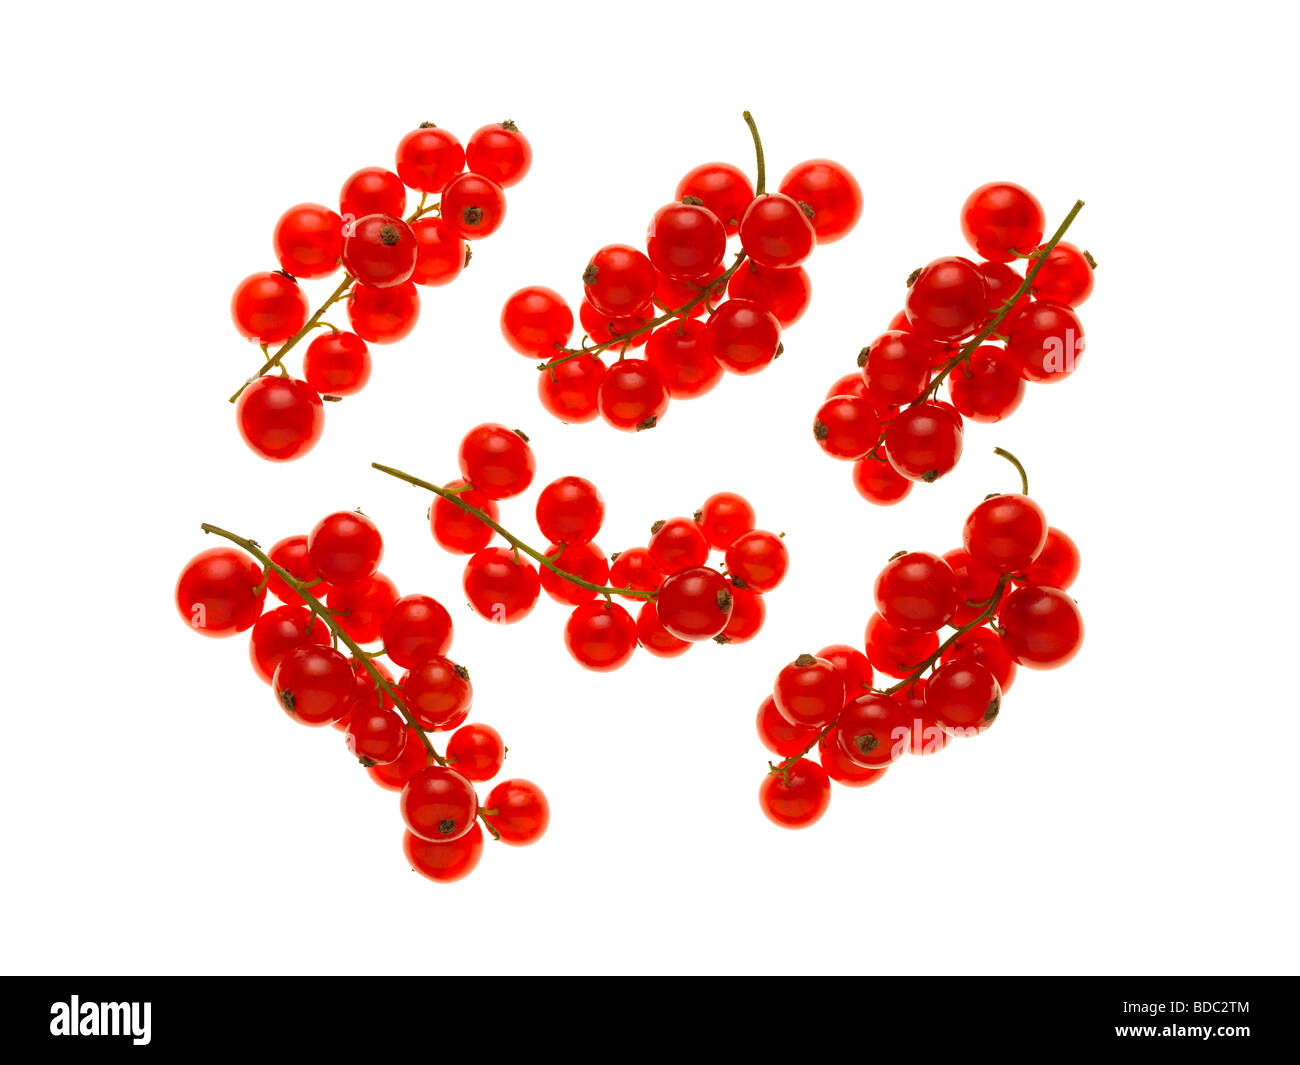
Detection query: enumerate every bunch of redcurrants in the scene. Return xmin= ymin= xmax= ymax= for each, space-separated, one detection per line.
xmin=379 ymin=425 xmax=790 ymax=669
xmin=229 ymin=121 xmax=532 ymax=462
xmin=175 ymin=508 xmax=548 ymax=883
xmin=500 ymin=116 xmax=862 ymax=431
xmin=757 ymin=452 xmax=1083 ymax=829
xmin=816 ymin=182 xmax=1094 ymax=505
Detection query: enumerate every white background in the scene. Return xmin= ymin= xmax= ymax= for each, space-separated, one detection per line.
xmin=2 ymin=0 xmax=1296 ymax=975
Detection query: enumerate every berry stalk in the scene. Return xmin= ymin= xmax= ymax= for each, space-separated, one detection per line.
xmin=371 ymin=462 xmax=657 ymax=600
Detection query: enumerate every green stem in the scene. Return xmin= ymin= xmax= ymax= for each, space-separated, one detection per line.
xmin=371 ymin=463 xmax=656 ymax=600
xmin=993 ymin=447 xmax=1029 ymax=495
xmin=743 ymin=110 xmax=765 ymax=196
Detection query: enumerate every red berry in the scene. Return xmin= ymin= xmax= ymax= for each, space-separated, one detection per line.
xmin=961 ymin=182 xmax=1045 ymax=262
xmin=580 ymin=299 xmax=653 ymax=349
xmin=369 ymin=727 xmax=430 ymax=791
xmin=381 ymin=594 xmax=454 ymax=669
xmin=893 ymin=678 xmax=950 ymax=755
xmin=706 ymin=299 xmax=782 ymax=375
xmin=302 ymin=331 xmax=371 ymax=396
xmin=860 ymin=330 xmax=937 ymax=408
xmin=654 ymin=566 xmax=733 ymax=642
xmin=501 ymin=286 xmax=573 ymax=358
xmin=273 ymin=645 xmax=354 ymax=726
xmin=648 ymin=517 xmax=709 ymax=574
xmin=676 ymin=162 xmax=755 ymax=234
xmin=756 ymin=696 xmax=818 ymax=757
xmin=326 ymin=573 xmax=398 ymax=645
xmin=814 ymin=394 xmax=881 ymax=460
xmin=608 ymin=547 xmax=664 ymax=600
xmin=962 ymin=493 xmax=1048 ymax=573
xmin=347 ymin=281 xmax=420 ymax=344
xmin=564 ymin=600 xmax=637 ymax=671
xmin=645 ymin=319 xmax=723 ymax=399
xmin=837 ymin=693 xmax=910 ymax=767
xmin=998 ymin=586 xmax=1084 ymax=669
xmin=430 ymin=479 xmax=498 ymax=555
xmin=235 ymin=376 xmax=324 ymax=462
xmin=758 ymin=758 xmax=830 ymax=829
xmin=695 ymin=492 xmax=755 ymax=550
xmin=947 ymin=344 xmax=1025 ymax=422
xmin=978 ymin=260 xmax=1031 ymax=324
xmin=715 ymin=582 xmax=765 ymax=644
xmin=249 ymin=605 xmax=328 ymax=683
xmin=852 ymin=454 xmax=912 ymax=506
xmin=925 ymin=660 xmax=1001 ymax=734
xmin=541 ymin=541 xmax=609 ymax=606
xmin=463 ymin=547 xmax=540 ymax=623
xmin=635 ymin=600 xmax=692 ymax=658
xmin=905 ymin=257 xmax=988 ymax=341
xmin=819 ymin=728 xmax=890 ymax=786
xmin=646 ymin=202 xmax=726 ymax=280
xmin=943 ymin=547 xmax=1002 ymax=627
xmin=598 ymin=359 xmax=669 ymax=431
xmin=1016 ymin=527 xmax=1081 ymax=591
xmin=538 ymin=353 xmax=605 ymax=423
xmin=816 ymin=644 xmax=875 ymax=701
xmin=394 ymin=126 xmax=465 ymax=194
xmin=873 ymin=551 xmax=958 ymax=632
xmin=773 ymin=654 xmax=843 ymax=728
xmin=1004 ymin=300 xmax=1085 ymax=383
xmin=465 ymin=121 xmax=532 ymax=187
xmin=939 ymin=625 xmax=1017 ymax=693
xmin=778 ymin=159 xmax=862 ymax=243
xmin=401 ymin=766 xmax=478 ymax=842
xmin=409 ymin=218 xmax=465 ymax=286
xmin=402 ymin=654 xmax=472 ymax=730
xmin=403 ymin=823 xmax=484 ymax=883
xmin=458 ymin=423 xmax=536 ymax=500
xmin=176 ymin=547 xmax=265 ymax=638
xmin=345 ymin=704 xmax=407 ymax=765
xmin=340 ymin=167 xmax=407 ymax=221
xmin=536 ymin=476 xmax=605 ymax=545
xmin=724 ymin=530 xmax=788 ymax=593
xmin=583 ymin=244 xmax=656 ymax=317
xmin=483 ymin=779 xmax=549 ymax=846
xmin=864 ymin=612 xmax=938 ymax=679
xmin=309 ymin=511 xmax=383 ymax=585
xmin=654 ymin=269 xmax=719 ymax=319
xmin=727 ymin=263 xmax=812 ymax=327
xmin=273 ymin=203 xmax=344 ymax=280
xmin=342 ymin=658 xmax=395 ymax=731
xmin=1029 ymin=241 xmax=1093 ymax=307
xmin=341 ymin=214 xmax=417 ymax=288
xmin=231 ymin=271 xmax=309 ymax=345
xmin=446 ymin=723 xmax=507 ymax=782
xmin=739 ymin=193 xmax=816 ymax=269
xmin=266 ymin=535 xmax=331 ymax=605
xmin=440 ymin=172 xmax=506 ymax=240
xmin=884 ymin=403 xmax=964 ymax=483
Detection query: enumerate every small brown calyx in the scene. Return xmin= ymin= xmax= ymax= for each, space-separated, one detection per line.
xmin=681 ymin=194 xmax=705 ymax=206
xmin=501 ymin=119 xmax=519 ymax=132
xmin=322 ymin=394 xmax=343 ymax=403
xmin=650 ymin=519 xmax=666 ymax=535
xmin=464 ymin=246 xmax=474 ymax=267
xmin=278 ymin=690 xmax=295 ymax=711
xmin=731 ymin=576 xmax=748 ymax=590
xmin=713 ymin=634 xmax=731 ymax=644
xmin=693 ymin=508 xmax=703 ymax=523
xmin=582 ymin=263 xmax=600 ymax=286
xmin=273 ymin=268 xmax=298 ymax=283
xmin=797 ymin=200 xmax=816 ymax=220
xmin=984 ymin=697 xmax=1001 ymax=722
xmin=889 ymin=549 xmax=908 ymax=561
xmin=794 ymin=653 xmax=818 ymax=668
xmin=358 ymin=757 xmax=377 ymax=769
xmin=774 ymin=343 xmax=784 ymax=359
xmin=906 ymin=267 xmax=922 ymax=287
xmin=636 ymin=415 xmax=659 ymax=431
xmin=379 ymin=224 xmax=401 ymax=245
xmin=922 ymin=470 xmax=939 ymax=483
xmin=454 ymin=663 xmax=470 ymax=681
xmin=419 ymin=121 xmax=438 ymax=129
xmin=854 ymin=733 xmax=880 ymax=756
xmin=438 ymin=818 xmax=457 ymax=836
xmin=610 ymin=551 xmax=622 ymax=562
xmin=513 ymin=428 xmax=530 ymax=442
xmin=717 ymin=589 xmax=733 ymax=612
xmin=857 ymin=346 xmax=871 ymax=367
xmin=813 ymin=420 xmax=829 ymax=442
xmin=1084 ymin=249 xmax=1098 ymax=269
xmin=462 ymin=206 xmax=484 ymax=227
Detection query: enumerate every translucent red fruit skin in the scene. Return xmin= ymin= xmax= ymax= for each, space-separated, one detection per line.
xmin=861 ymin=330 xmax=937 ymax=408
xmin=773 ymin=655 xmax=844 ymax=728
xmin=1029 ymin=241 xmax=1094 ymax=307
xmin=402 ymin=654 xmax=473 ymax=730
xmin=395 ymin=126 xmax=465 ymax=195
xmin=961 ymin=182 xmax=1045 ymax=263
xmin=716 ymin=582 xmax=765 ymax=644
xmin=273 ymin=203 xmax=344 ymax=280
xmin=646 ymin=201 xmax=726 ymax=281
xmin=926 ymin=660 xmax=1002 ymax=735
xmin=410 ymin=218 xmax=465 ymax=287
xmin=266 ymin=535 xmax=331 ymax=604
xmin=483 ymin=779 xmax=550 ymax=846
xmin=341 ymin=214 xmax=418 ymax=288
xmin=249 ymin=605 xmax=329 ymax=683
xmin=820 ymin=728 xmax=890 ymax=786
xmin=675 ymin=161 xmax=755 ymax=234
xmin=325 ymin=573 xmax=399 ymax=645
xmin=645 ymin=319 xmax=723 ymax=399
xmin=853 ymin=455 xmax=912 ymax=506
xmin=458 ymin=423 xmax=535 ymax=500
xmin=727 ymin=263 xmax=812 ymax=327
xmin=462 ymin=547 xmax=541 ymax=623
xmin=725 ymin=530 xmax=788 ymax=593
xmin=302 ymin=331 xmax=371 ymax=397
xmin=465 ymin=122 xmax=532 ymax=188
xmin=235 ymin=377 xmax=325 ymax=462
xmin=1004 ymin=301 xmax=1085 ymax=383
xmin=884 ymin=403 xmax=964 ymax=483
xmin=446 ymin=723 xmax=507 ymax=783
xmin=998 ymin=586 xmax=1084 ymax=669
xmin=369 ymin=727 xmax=431 ymax=791
xmin=538 ymin=353 xmax=604 ymax=424
xmin=176 ymin=548 xmax=265 ymax=637
xmin=864 ymin=612 xmax=939 ymax=679
xmin=962 ymin=493 xmax=1048 ymax=573
xmin=939 ymin=626 xmax=1017 ymax=694
xmin=440 ymin=172 xmax=507 ymax=240
xmin=705 ymin=299 xmax=782 ymax=375
xmin=836 ymin=693 xmax=911 ymax=768
xmin=347 ymin=281 xmax=420 ymax=344
xmin=756 ymin=695 xmax=818 ymax=757
xmin=695 ymin=492 xmax=755 ymax=550
xmin=584 ymin=244 xmax=656 ymax=317
xmin=430 ymin=479 xmax=498 ymax=555
xmin=536 ymin=476 xmax=605 ymax=545
xmin=904 ymin=257 xmax=988 ymax=341
xmin=947 ymin=344 xmax=1025 ymax=422
xmin=608 ymin=547 xmax=663 ymax=600
xmin=655 ymin=566 xmax=733 ymax=642
xmin=541 ymin=541 xmax=609 ymax=606
xmin=777 ymin=159 xmax=863 ymax=243
xmin=400 ymin=766 xmax=478 ymax=842
xmin=874 ymin=551 xmax=958 ymax=632
xmin=943 ymin=547 xmax=1002 ymax=627
xmin=308 ymin=511 xmax=383 ymax=586
xmin=381 ymin=594 xmax=454 ymax=670
xmin=404 ymin=823 xmax=483 ymax=883
xmin=894 ymin=678 xmax=950 ymax=755
xmin=340 ymin=166 xmax=407 ymax=221
xmin=816 ymin=644 xmax=874 ymax=702
xmin=1016 ymin=527 xmax=1081 ymax=591
xmin=598 ymin=359 xmax=669 ymax=431
xmin=814 ymin=394 xmax=881 ymax=460
xmin=501 ymin=286 xmax=573 ymax=358
xmin=231 ymin=271 xmax=310 ymax=345
xmin=345 ymin=704 xmax=407 ymax=765
xmin=564 ymin=600 xmax=637 ymax=671
xmin=635 ymin=600 xmax=692 ymax=659
xmin=648 ymin=517 xmax=710 ymax=575
xmin=758 ymin=758 xmax=831 ymax=829
xmin=739 ymin=193 xmax=816 ymax=269
xmin=273 ymin=645 xmax=354 ymax=726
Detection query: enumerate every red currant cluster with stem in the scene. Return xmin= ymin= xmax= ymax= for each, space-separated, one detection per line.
xmin=500 ymin=112 xmax=862 ymax=431
xmin=174 ymin=511 xmax=547 ymax=883
xmin=816 ymin=183 xmax=1096 ymax=505
xmin=757 ymin=449 xmax=1084 ymax=829
xmin=228 ymin=121 xmax=533 ymax=462
xmin=370 ymin=425 xmax=789 ymax=669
